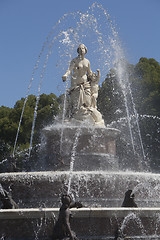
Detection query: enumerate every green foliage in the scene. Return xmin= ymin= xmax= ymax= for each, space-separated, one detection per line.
xmin=0 ymin=57 xmax=160 ymax=172
xmin=133 ymin=58 xmax=160 ymax=116
xmin=36 ymin=93 xmax=60 ymax=128
xmin=0 ymin=93 xmax=61 ymax=165
xmin=98 ymin=58 xmax=160 ymax=172
xmin=98 ymin=69 xmax=125 ymax=124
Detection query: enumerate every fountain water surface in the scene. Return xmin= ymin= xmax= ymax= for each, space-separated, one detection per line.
xmin=1 ymin=2 xmax=160 ymax=240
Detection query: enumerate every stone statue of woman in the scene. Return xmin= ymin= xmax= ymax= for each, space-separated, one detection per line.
xmin=62 ymin=44 xmax=105 ymax=127
xmin=62 ymin=44 xmax=92 ymax=114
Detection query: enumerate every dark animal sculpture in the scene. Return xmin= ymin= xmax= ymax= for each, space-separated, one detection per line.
xmin=114 ymin=189 xmax=138 ymax=239
xmin=52 ymin=194 xmax=82 ymax=240
xmin=121 ymin=189 xmax=138 ymax=208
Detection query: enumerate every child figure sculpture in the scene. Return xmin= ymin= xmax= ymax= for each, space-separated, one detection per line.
xmin=89 ymin=69 xmax=100 ymax=109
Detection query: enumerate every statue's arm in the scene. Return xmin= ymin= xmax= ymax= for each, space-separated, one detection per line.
xmin=70 ymin=201 xmax=83 ymax=208
xmin=96 ymin=69 xmax=100 ymax=78
xmin=62 ymin=59 xmax=75 ymax=82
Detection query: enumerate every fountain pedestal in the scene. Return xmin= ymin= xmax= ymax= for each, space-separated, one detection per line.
xmin=43 ymin=125 xmax=120 ymax=171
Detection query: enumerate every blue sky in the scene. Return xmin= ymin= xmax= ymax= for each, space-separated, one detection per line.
xmin=0 ymin=0 xmax=159 ymax=108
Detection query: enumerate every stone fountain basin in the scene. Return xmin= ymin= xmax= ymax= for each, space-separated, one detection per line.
xmin=0 ymin=207 xmax=160 ymax=219
xmin=1 ymin=170 xmax=160 ymax=239
xmin=0 ymin=171 xmax=160 ymax=208
xmin=0 ymin=208 xmax=160 ymax=239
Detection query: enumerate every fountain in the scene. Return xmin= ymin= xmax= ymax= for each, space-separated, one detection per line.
xmin=0 ymin=3 xmax=160 ymax=240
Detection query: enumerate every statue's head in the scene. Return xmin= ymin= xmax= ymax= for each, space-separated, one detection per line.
xmin=61 ymin=194 xmax=72 ymax=206
xmin=125 ymin=189 xmax=133 ymax=198
xmin=77 ymin=44 xmax=87 ymax=55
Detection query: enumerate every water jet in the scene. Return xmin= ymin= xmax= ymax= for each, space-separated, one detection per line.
xmin=1 ymin=3 xmax=160 ymax=240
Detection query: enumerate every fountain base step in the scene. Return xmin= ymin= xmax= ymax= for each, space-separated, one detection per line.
xmin=0 ymin=208 xmax=160 ymax=239
xmin=1 ymin=171 xmax=160 ymax=208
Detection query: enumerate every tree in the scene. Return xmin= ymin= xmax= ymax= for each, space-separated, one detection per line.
xmin=98 ymin=69 xmax=125 ymax=124
xmin=98 ymin=58 xmax=160 ymax=172
xmin=0 ymin=93 xmax=61 ymax=168
xmin=1 ymin=57 xmax=160 ymax=172
xmin=132 ymin=57 xmax=160 ymax=116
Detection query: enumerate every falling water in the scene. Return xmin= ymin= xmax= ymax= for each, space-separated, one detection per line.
xmin=111 ymin=31 xmax=146 ymax=161
xmin=3 ymin=3 xmax=160 ymax=240
xmin=93 ymin=3 xmax=146 ymax=161
xmin=117 ymin=65 xmax=136 ymax=155
xmin=12 ymin=20 xmax=58 ymax=158
xmin=28 ymin=27 xmax=78 ymax=157
xmin=0 ymin=159 xmax=8 ymax=166
xmin=128 ymin=85 xmax=146 ymax=160
xmin=13 ymin=2 xmax=146 ymax=167
xmin=33 ymin=218 xmax=44 ymax=240
xmin=120 ymin=212 xmax=146 ymax=238
xmin=154 ymin=214 xmax=160 ymax=236
xmin=12 ymin=12 xmax=80 ymax=157
xmin=67 ymin=128 xmax=81 ymax=195
xmin=0 ymin=235 xmax=5 ymax=240
xmin=28 ymin=53 xmax=49 ymax=157
xmin=12 ymin=76 xmax=34 ymax=158
xmin=13 ymin=4 xmax=110 ymax=158
xmin=110 ymin=24 xmax=144 ymax=159
xmin=59 ymin=79 xmax=69 ymax=154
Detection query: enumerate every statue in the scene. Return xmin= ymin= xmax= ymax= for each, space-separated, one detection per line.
xmin=0 ymin=184 xmax=18 ymax=209
xmin=89 ymin=69 xmax=100 ymax=109
xmin=62 ymin=44 xmax=105 ymax=127
xmin=52 ymin=194 xmax=83 ymax=240
xmin=114 ymin=190 xmax=138 ymax=239
xmin=121 ymin=189 xmax=138 ymax=207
